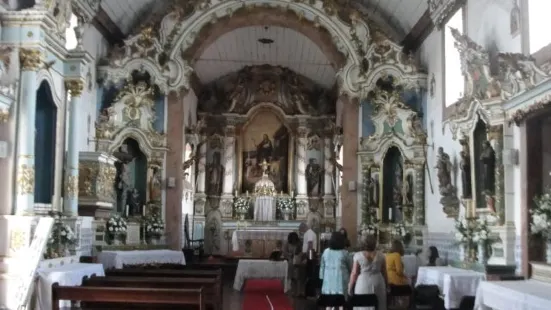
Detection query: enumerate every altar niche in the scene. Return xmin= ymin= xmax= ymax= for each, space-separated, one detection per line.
xmin=238 ymin=108 xmax=292 ymax=194
xmin=34 ymin=81 xmax=57 ymax=204
xmin=382 ymin=146 xmax=403 ymax=223
xmin=113 ymin=138 xmax=147 ymax=216
xmin=473 ymin=118 xmax=496 ymax=210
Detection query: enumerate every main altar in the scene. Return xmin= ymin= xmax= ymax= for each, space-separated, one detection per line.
xmin=187 ymin=65 xmax=339 ymax=257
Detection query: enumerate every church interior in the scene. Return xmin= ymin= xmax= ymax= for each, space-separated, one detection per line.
xmin=0 ymin=0 xmax=551 ymax=309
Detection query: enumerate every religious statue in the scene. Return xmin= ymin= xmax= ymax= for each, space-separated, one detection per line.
xmin=254 ymin=134 xmax=273 ymax=164
xmin=365 ymin=169 xmax=375 ymax=207
xmin=459 ymin=141 xmax=472 ymax=198
xmin=480 ymin=141 xmax=496 ymax=195
xmin=393 ymin=164 xmax=403 ymax=205
xmin=127 ymin=188 xmax=142 ymax=216
xmin=207 ymin=151 xmax=225 ymax=195
xmin=149 ymin=167 xmax=162 ymax=202
xmin=306 ymin=158 xmax=322 ymax=197
xmin=402 ymin=176 xmax=412 ymax=205
xmin=435 ymin=147 xmax=453 ymax=194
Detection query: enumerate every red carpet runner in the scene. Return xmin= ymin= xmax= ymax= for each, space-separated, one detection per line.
xmin=242 ymin=279 xmax=293 ymax=310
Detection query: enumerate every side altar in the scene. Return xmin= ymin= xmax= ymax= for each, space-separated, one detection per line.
xmin=185 ymin=65 xmax=340 ymax=256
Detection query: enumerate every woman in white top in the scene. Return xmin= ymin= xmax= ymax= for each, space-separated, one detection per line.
xmin=347 ymin=236 xmax=387 ymax=310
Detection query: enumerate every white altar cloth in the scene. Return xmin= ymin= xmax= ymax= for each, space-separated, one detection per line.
xmin=402 ymin=254 xmax=422 ymax=278
xmin=474 ymin=280 xmax=551 ymax=310
xmin=97 ymin=249 xmax=186 ymax=269
xmin=36 ymin=263 xmax=105 ymax=310
xmin=232 ymin=230 xmax=289 ymax=252
xmin=233 ymin=259 xmax=289 ymax=292
xmin=416 ymin=266 xmax=485 ymax=309
xmin=254 ymin=196 xmax=276 ymax=221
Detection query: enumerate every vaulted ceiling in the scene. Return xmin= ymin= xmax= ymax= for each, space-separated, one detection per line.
xmin=95 ymin=0 xmax=431 ymax=88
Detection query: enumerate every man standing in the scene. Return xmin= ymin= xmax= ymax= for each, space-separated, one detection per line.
xmin=300 ymin=222 xmax=317 ymax=253
xmin=298 ymin=222 xmax=318 ymax=298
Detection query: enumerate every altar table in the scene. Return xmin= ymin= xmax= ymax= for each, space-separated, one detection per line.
xmin=474 ymin=280 xmax=551 ymax=310
xmin=232 ymin=230 xmax=290 ymax=257
xmin=233 ymin=259 xmax=289 ymax=292
xmin=97 ymin=249 xmax=186 ymax=269
xmin=416 ymin=266 xmax=485 ymax=309
xmin=36 ymin=263 xmax=105 ymax=310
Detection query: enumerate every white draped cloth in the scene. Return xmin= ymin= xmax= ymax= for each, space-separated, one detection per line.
xmin=36 ymin=263 xmax=105 ymax=310
xmin=233 ymin=259 xmax=289 ymax=292
xmin=401 ymin=254 xmax=422 ymax=278
xmin=254 ymin=196 xmax=276 ymax=221
xmin=474 ymin=280 xmax=551 ymax=310
xmin=97 ymin=250 xmax=186 ymax=269
xmin=416 ymin=266 xmax=485 ymax=309
xmin=231 ymin=230 xmax=289 ymax=252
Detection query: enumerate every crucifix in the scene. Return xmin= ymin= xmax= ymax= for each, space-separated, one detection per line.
xmin=260 ymin=159 xmax=270 ymax=176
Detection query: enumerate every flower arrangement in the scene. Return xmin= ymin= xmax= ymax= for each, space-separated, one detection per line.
xmin=531 ymin=191 xmax=551 ymax=239
xmin=359 ymin=222 xmax=378 ymax=237
xmin=107 ymin=213 xmax=127 ymax=236
xmin=454 ymin=217 xmax=477 ymax=246
xmin=144 ymin=216 xmax=164 ymax=238
xmin=392 ymin=223 xmax=408 ymax=238
xmin=276 ymin=197 xmax=294 ymax=213
xmin=44 ymin=211 xmax=77 ymax=259
xmin=234 ymin=197 xmax=250 ymax=214
xmin=473 ymin=218 xmax=491 ymax=243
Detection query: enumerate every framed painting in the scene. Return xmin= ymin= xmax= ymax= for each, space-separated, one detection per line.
xmin=237 ymin=108 xmax=294 ymax=194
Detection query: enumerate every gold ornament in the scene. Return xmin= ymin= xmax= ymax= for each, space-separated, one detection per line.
xmin=65 ymin=175 xmax=79 ymax=198
xmin=65 ymin=80 xmax=84 ymax=97
xmin=9 ymin=230 xmax=26 ymax=253
xmin=19 ymin=48 xmax=42 ymax=71
xmin=16 ymin=164 xmax=35 ymax=194
xmin=0 ymin=109 xmax=9 ymax=123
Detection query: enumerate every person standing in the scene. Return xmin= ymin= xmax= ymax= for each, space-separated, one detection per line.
xmin=319 ymin=232 xmax=350 ymax=310
xmin=297 ymin=222 xmax=317 ymax=297
xmin=348 ymin=236 xmax=387 ymax=310
xmin=284 ymin=232 xmax=301 ymax=296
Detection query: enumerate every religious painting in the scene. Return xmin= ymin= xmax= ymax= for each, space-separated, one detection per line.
xmin=206 ymin=135 xmax=225 ymax=196
xmin=306 ymin=133 xmax=323 ymax=197
xmin=240 ymin=109 xmax=291 ymax=193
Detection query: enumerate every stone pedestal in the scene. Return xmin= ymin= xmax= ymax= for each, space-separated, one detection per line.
xmin=487 ymin=222 xmax=516 ymax=266
xmin=78 ymin=152 xmax=118 ymax=219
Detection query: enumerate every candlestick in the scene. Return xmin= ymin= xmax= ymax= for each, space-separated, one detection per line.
xmin=388 ymin=210 xmax=392 ymax=221
xmin=142 ymin=205 xmax=146 ymax=217
xmin=125 ymin=205 xmax=129 ymax=217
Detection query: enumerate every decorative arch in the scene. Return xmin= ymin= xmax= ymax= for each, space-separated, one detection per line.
xmin=242 ymin=102 xmax=290 ymax=128
xmin=443 ymin=100 xmax=493 ymax=140
xmin=36 ymin=70 xmax=63 ymax=107
xmin=108 ymin=127 xmax=166 ymax=161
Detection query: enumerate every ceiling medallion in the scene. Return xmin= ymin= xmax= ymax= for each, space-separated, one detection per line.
xmin=258 ymin=38 xmax=274 ymax=44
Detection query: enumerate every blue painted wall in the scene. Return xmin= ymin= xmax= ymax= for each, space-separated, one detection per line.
xmin=153 ymin=93 xmax=165 ymax=133
xmin=34 ymin=81 xmax=57 ymax=203
xmin=361 ymin=98 xmax=376 ymax=137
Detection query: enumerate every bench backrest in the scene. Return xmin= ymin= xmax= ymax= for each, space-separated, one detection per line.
xmin=106 ymin=268 xmax=221 ymax=278
xmin=52 ymin=285 xmax=204 ymax=310
xmin=84 ymin=276 xmax=217 ymax=287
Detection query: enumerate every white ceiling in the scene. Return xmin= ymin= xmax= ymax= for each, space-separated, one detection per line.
xmin=194 ymin=26 xmax=336 ymax=88
xmin=100 ymin=0 xmax=428 ymax=38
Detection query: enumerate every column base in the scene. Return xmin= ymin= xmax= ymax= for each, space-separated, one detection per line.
xmin=295 ymin=195 xmax=309 ymax=220
xmin=488 ymin=222 xmax=516 ymax=266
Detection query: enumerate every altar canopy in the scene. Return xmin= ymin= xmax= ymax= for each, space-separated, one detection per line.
xmin=253 ymin=160 xmax=277 ymax=221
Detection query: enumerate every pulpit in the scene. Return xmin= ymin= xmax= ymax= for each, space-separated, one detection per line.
xmin=253 ymin=160 xmax=277 ymax=221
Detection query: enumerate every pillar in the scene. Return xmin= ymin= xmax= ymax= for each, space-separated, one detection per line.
xmin=15 ymin=48 xmax=42 ymax=215
xmin=414 ymin=163 xmax=425 ymax=225
xmin=223 ymin=125 xmax=236 ymax=195
xmin=340 ymin=96 xmax=359 ymax=245
xmin=323 ymin=136 xmax=333 ymax=195
xmin=489 ymin=125 xmax=505 ymax=225
xmin=296 ymin=126 xmax=308 ymax=196
xmin=63 ymin=80 xmax=83 ymax=216
xmin=196 ymin=136 xmax=207 ymax=193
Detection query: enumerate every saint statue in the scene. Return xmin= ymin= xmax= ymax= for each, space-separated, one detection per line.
xmin=402 ymin=177 xmax=412 ymax=205
xmin=149 ymin=167 xmax=162 ymax=202
xmin=480 ymin=141 xmax=496 ymax=194
xmin=435 ymin=147 xmax=453 ymax=195
xmin=207 ymin=152 xmax=225 ymax=195
xmin=305 ymin=158 xmax=322 ymax=197
xmin=127 ymin=188 xmax=141 ymax=216
xmin=460 ymin=149 xmax=472 ymax=198
xmin=255 ymin=134 xmax=273 ymax=164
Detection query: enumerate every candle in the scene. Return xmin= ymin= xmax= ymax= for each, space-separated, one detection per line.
xmin=290 ymin=191 xmax=294 ymax=197
xmin=388 ymin=210 xmax=392 ymax=221
xmin=125 ymin=205 xmax=129 ymax=217
xmin=246 ymin=191 xmax=249 ymax=197
xmin=235 ymin=190 xmax=238 ymax=196
xmin=142 ymin=205 xmax=146 ymax=217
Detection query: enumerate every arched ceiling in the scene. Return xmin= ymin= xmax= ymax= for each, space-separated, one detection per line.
xmin=100 ymin=0 xmax=428 ymax=40
xmin=194 ymin=26 xmax=336 ymax=88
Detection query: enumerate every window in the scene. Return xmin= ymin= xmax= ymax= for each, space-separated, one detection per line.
xmin=444 ymin=8 xmax=465 ymax=107
xmin=528 ymin=0 xmax=551 ymax=53
xmin=65 ymin=14 xmax=78 ymax=50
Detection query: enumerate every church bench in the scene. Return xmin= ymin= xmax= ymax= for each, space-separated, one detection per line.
xmin=51 ymin=284 xmax=205 ymax=310
xmin=105 ymin=268 xmax=223 ymax=305
xmin=82 ymin=276 xmax=221 ymax=310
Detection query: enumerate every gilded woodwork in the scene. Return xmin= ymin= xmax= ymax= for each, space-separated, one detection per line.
xmin=16 ymin=164 xmax=35 ymax=195
xmin=65 ymin=175 xmax=79 ymax=198
xmin=78 ymin=161 xmax=117 ymax=203
xmin=19 ymin=48 xmax=42 ymax=71
xmin=0 ymin=109 xmax=8 ymax=123
xmin=9 ymin=230 xmax=26 ymax=253
xmin=65 ymin=80 xmax=84 ymax=97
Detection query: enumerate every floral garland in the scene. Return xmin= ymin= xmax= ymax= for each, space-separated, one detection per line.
xmin=44 ymin=211 xmax=77 ymax=259
xmin=234 ymin=197 xmax=250 ymax=214
xmin=532 ymin=191 xmax=551 ymax=239
xmin=107 ymin=213 xmax=128 ymax=236
xmin=276 ymin=197 xmax=294 ymax=213
xmin=144 ymin=216 xmax=164 ymax=238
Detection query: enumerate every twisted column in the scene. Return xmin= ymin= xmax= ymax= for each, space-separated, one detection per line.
xmin=296 ymin=126 xmax=308 ymax=196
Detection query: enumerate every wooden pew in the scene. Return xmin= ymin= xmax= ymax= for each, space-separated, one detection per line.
xmin=83 ymin=276 xmax=220 ymax=310
xmin=51 ymin=284 xmax=205 ymax=310
xmin=105 ymin=268 xmax=223 ymax=308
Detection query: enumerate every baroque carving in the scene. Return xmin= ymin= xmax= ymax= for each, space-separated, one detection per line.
xmin=65 ymin=175 xmax=79 ymax=198
xmin=78 ymin=161 xmax=117 ymax=203
xmin=16 ymin=164 xmax=35 ymax=195
xmin=19 ymin=48 xmax=42 ymax=71
xmin=435 ymin=147 xmax=460 ymax=218
xmin=507 ymin=94 xmax=551 ymax=126
xmin=498 ymin=53 xmax=551 ymax=100
xmin=65 ymin=80 xmax=84 ymax=97
xmin=428 ymin=0 xmax=463 ymax=29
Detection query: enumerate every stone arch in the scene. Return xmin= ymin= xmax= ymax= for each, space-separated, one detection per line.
xmin=165 ymin=1 xmax=371 ymax=96
xmin=36 ymin=70 xmax=63 ymax=107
